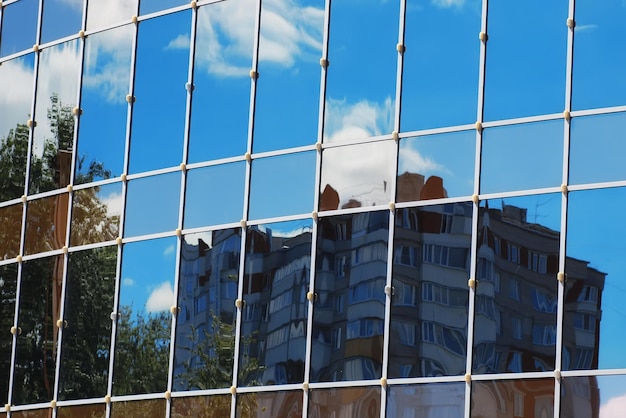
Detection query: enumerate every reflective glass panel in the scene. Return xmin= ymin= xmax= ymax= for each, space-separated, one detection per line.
xmin=397 ymin=131 xmax=475 ymax=202
xmin=110 ymin=399 xmax=166 ymax=418
xmin=58 ymin=246 xmax=117 ymax=400
xmin=13 ymin=255 xmax=63 ymax=405
xmin=471 ymin=378 xmax=554 ymax=418
xmin=75 ymin=24 xmax=134 ymax=184
xmin=129 ymin=11 xmax=190 ymax=173
xmin=71 ymin=182 xmax=122 ymax=247
xmin=0 ymin=53 xmax=35 ymax=201
xmin=236 ymin=391 xmax=303 ymax=418
xmin=480 ymin=120 xmax=563 ymax=194
xmin=0 ymin=0 xmax=39 ymax=57
xmin=389 ymin=203 xmax=472 ymax=378
xmin=569 ymin=112 xmax=626 ymax=185
xmin=252 ymin=0 xmax=323 ymax=153
xmin=401 ymin=1 xmax=479 ymax=131
xmin=309 ymin=387 xmax=381 ymax=417
xmin=474 ymin=194 xmax=561 ymax=374
xmin=320 ymin=141 xmax=395 ymax=211
xmin=113 ymin=237 xmax=176 ymax=395
xmin=387 ymin=383 xmax=465 ymax=417
xmin=171 ymin=395 xmax=231 ymax=418
xmin=0 ymin=203 xmax=22 ymax=259
xmin=573 ymin=1 xmax=626 ymax=110
xmin=561 ymin=375 xmax=624 ymax=418
xmin=249 ymin=151 xmax=316 ymax=220
xmin=564 ymin=188 xmax=626 ymax=370
xmin=24 ymin=193 xmax=69 ymax=255
xmin=484 ymin=1 xmax=567 ymax=121
xmin=183 ymin=162 xmax=245 ymax=229
xmin=87 ymin=0 xmax=138 ymax=30
xmin=323 ymin=0 xmax=398 ymax=143
xmin=124 ymin=172 xmax=180 ymax=237
xmin=30 ymin=39 xmax=81 ymax=194
xmin=0 ymin=264 xmax=17 ymax=405
xmin=173 ymin=230 xmax=240 ymax=391
xmin=58 ymin=404 xmax=106 ymax=418
xmin=41 ymin=0 xmax=83 ymax=44
xmin=239 ymin=220 xmax=311 ymax=387
xmin=11 ymin=410 xmax=49 ymax=418
xmin=187 ymin=1 xmax=254 ymax=163
xmin=311 ymin=211 xmax=388 ymax=382
xmin=140 ymin=0 xmax=187 ymax=16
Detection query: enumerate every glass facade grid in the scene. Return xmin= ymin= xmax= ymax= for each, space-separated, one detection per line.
xmin=1 ymin=0 xmax=626 ymax=417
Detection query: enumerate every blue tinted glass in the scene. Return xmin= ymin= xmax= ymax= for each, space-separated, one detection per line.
xmin=0 ymin=0 xmax=39 ymax=57
xmin=41 ymin=0 xmax=83 ymax=44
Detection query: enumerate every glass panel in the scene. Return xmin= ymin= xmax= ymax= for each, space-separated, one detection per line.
xmin=183 ymin=162 xmax=245 ymax=229
xmin=401 ymin=2 xmax=479 ymax=131
xmin=389 ymin=203 xmax=472 ymax=378
xmin=397 ymin=131 xmax=475 ymax=202
xmin=573 ymin=1 xmax=626 ymax=110
xmin=10 ymin=410 xmax=49 ymax=418
xmin=24 ymin=193 xmax=70 ymax=255
xmin=140 ymin=0 xmax=187 ymax=16
xmin=480 ymin=120 xmax=563 ymax=194
xmin=171 ymin=395 xmax=231 ymax=418
xmin=0 ymin=203 xmax=22 ymax=259
xmin=474 ymin=194 xmax=561 ymax=374
xmin=129 ymin=11 xmax=190 ymax=173
xmin=124 ymin=171 xmax=180 ymax=237
xmin=70 ymin=182 xmax=122 ymax=247
xmin=561 ymin=375 xmax=623 ymax=418
xmin=484 ymin=1 xmax=567 ymax=121
xmin=30 ymin=39 xmax=81 ymax=194
xmin=569 ymin=112 xmax=626 ymax=185
xmin=75 ymin=24 xmax=134 ymax=184
xmin=323 ymin=1 xmax=398 ymax=143
xmin=320 ymin=141 xmax=395 ymax=211
xmin=309 ymin=387 xmax=381 ymax=417
xmin=173 ymin=230 xmax=240 ymax=391
xmin=41 ymin=0 xmax=83 ymax=44
xmin=387 ymin=383 xmax=465 ymax=417
xmin=471 ymin=379 xmax=554 ymax=418
xmin=0 ymin=0 xmax=39 ymax=57
xmin=249 ymin=151 xmax=316 ymax=220
xmin=87 ymin=0 xmax=138 ymax=30
xmin=564 ymin=188 xmax=626 ymax=370
xmin=239 ymin=220 xmax=311 ymax=387
xmin=58 ymin=246 xmax=117 ymax=400
xmin=110 ymin=399 xmax=166 ymax=418
xmin=311 ymin=211 xmax=388 ymax=382
xmin=113 ymin=237 xmax=176 ymax=395
xmin=0 ymin=53 xmax=35 ymax=201
xmin=252 ymin=0 xmax=324 ymax=153
xmin=58 ymin=404 xmax=106 ymax=418
xmin=236 ymin=391 xmax=303 ymax=418
xmin=187 ymin=1 xmax=254 ymax=163
xmin=13 ymin=255 xmax=63 ymax=405
xmin=0 ymin=264 xmax=17 ymax=405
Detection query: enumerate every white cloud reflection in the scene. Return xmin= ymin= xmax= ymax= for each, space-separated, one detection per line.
xmin=432 ymin=0 xmax=465 ymax=8
xmin=146 ymin=281 xmax=175 ymax=312
xmin=0 ymin=57 xmax=34 ymax=138
xmin=601 ymin=393 xmax=626 ymax=418
xmin=324 ymin=97 xmax=394 ymax=143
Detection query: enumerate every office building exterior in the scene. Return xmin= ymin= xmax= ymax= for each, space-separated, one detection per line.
xmin=0 ymin=0 xmax=625 ymax=417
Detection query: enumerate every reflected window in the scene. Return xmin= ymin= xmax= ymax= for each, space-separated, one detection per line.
xmin=0 ymin=0 xmax=39 ymax=57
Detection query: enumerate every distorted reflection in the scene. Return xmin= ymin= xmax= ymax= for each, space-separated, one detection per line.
xmin=58 ymin=246 xmax=117 ymax=400
xmin=173 ymin=230 xmax=240 ymax=391
xmin=471 ymin=378 xmax=554 ymax=418
xmin=70 ymin=182 xmax=122 ymax=247
xmin=75 ymin=24 xmax=134 ymax=184
xmin=41 ymin=0 xmax=83 ymax=43
xmin=249 ymin=152 xmax=316 ymax=220
xmin=13 ymin=255 xmax=63 ymax=405
xmin=562 ymin=375 xmax=626 ymax=418
xmin=30 ymin=40 xmax=80 ymax=194
xmin=480 ymin=120 xmax=563 ymax=194
xmin=484 ymin=1 xmax=567 ymax=121
xmin=129 ymin=11 xmax=190 ymax=173
xmin=397 ymin=131 xmax=475 ymax=203
xmin=0 ymin=264 xmax=17 ymax=405
xmin=10 ymin=410 xmax=49 ymax=418
xmin=308 ymin=387 xmax=381 ymax=418
xmin=87 ymin=0 xmax=138 ymax=30
xmin=239 ymin=220 xmax=312 ymax=387
xmin=401 ymin=1 xmax=479 ymax=131
xmin=323 ymin=0 xmax=398 ymax=143
xmin=0 ymin=0 xmax=38 ymax=57
xmin=236 ymin=391 xmax=303 ymax=418
xmin=0 ymin=204 xmax=22 ymax=259
xmin=253 ymin=0 xmax=323 ymax=153
xmin=389 ymin=203 xmax=472 ymax=378
xmin=183 ymin=162 xmax=245 ymax=229
xmin=24 ymin=193 xmax=69 ymax=255
xmin=564 ymin=188 xmax=626 ymax=371
xmin=320 ymin=141 xmax=395 ymax=211
xmin=387 ymin=383 xmax=465 ymax=417
xmin=113 ymin=237 xmax=176 ymax=395
xmin=474 ymin=194 xmax=561 ymax=374
xmin=311 ymin=211 xmax=389 ymax=382
xmin=110 ymin=399 xmax=166 ymax=418
xmin=171 ymin=395 xmax=231 ymax=418
xmin=57 ymin=404 xmax=106 ymax=418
